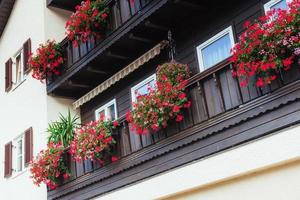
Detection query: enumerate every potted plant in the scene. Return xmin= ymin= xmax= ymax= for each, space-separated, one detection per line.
xmin=28 ymin=40 xmax=64 ymax=82
xmin=30 ymin=112 xmax=79 ymax=189
xmin=30 ymin=142 xmax=70 ymax=190
xmin=231 ymin=0 xmax=300 ymax=87
xmin=65 ymin=0 xmax=110 ymax=46
xmin=126 ymin=61 xmax=191 ymax=134
xmin=70 ymin=116 xmax=119 ymax=164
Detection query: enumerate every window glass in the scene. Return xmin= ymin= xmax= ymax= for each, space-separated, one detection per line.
xmin=134 ymin=79 xmax=156 ymax=97
xmin=95 ymin=99 xmax=117 ymax=121
xmin=97 ymin=110 xmax=105 ymax=120
xmin=201 ymin=34 xmax=232 ymax=69
xmin=131 ymin=74 xmax=156 ymax=102
xmin=107 ymin=104 xmax=116 ymax=121
xmin=16 ymin=54 xmax=22 ymax=84
xmin=16 ymin=139 xmax=23 ymax=172
xmin=271 ymin=0 xmax=287 ymax=10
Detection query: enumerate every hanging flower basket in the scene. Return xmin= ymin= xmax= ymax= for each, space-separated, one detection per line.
xmin=69 ymin=117 xmax=118 ymax=163
xmin=231 ymin=0 xmax=300 ymax=87
xmin=126 ymin=61 xmax=191 ymax=134
xmin=30 ymin=142 xmax=70 ymax=190
xmin=66 ymin=0 xmax=110 ymax=46
xmin=28 ymin=40 xmax=64 ymax=82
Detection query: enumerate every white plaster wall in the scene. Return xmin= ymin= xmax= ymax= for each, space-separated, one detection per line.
xmin=94 ymin=124 xmax=300 ymax=200
xmin=0 ymin=1 xmax=74 ymax=200
xmin=0 ymin=0 xmax=48 ymax=199
xmin=44 ymin=6 xmax=72 ymax=42
xmin=166 ymin=161 xmax=300 ymax=200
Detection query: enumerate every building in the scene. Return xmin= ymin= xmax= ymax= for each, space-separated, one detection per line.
xmin=0 ymin=1 xmax=75 ymax=199
xmin=2 ymin=0 xmax=300 ymax=200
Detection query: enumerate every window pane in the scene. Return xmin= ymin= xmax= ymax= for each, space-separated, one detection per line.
xmin=16 ymin=55 xmax=22 ymax=83
xmin=107 ymin=104 xmax=116 ymax=120
xmin=98 ymin=110 xmax=105 ymax=120
xmin=17 ymin=140 xmax=22 ymax=155
xmin=135 ymin=79 xmax=155 ymax=97
xmin=271 ymin=0 xmax=287 ymax=10
xmin=201 ymin=34 xmax=231 ymax=69
xmin=17 ymin=140 xmax=23 ymax=172
xmin=17 ymin=156 xmax=22 ymax=172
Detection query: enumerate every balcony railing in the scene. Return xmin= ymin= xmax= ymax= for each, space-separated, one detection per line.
xmin=47 ymin=0 xmax=154 ymax=89
xmin=48 ymin=58 xmax=300 ymax=199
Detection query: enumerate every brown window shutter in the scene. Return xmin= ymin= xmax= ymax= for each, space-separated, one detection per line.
xmin=23 ymin=38 xmax=31 ymax=73
xmin=4 ymin=142 xmax=12 ymax=177
xmin=5 ymin=58 xmax=12 ymax=92
xmin=24 ymin=127 xmax=33 ymax=166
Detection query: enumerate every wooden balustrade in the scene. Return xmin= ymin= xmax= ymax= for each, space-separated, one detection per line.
xmin=47 ymin=0 xmax=153 ymax=85
xmin=55 ymin=59 xmax=300 ymax=188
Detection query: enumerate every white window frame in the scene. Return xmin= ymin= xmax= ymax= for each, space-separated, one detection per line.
xmin=95 ymin=99 xmax=118 ymax=121
xmin=12 ymin=49 xmax=27 ymax=90
xmin=264 ymin=0 xmax=291 ymax=13
xmin=12 ymin=133 xmax=25 ymax=176
xmin=196 ymin=26 xmax=235 ymax=72
xmin=131 ymin=74 xmax=156 ymax=103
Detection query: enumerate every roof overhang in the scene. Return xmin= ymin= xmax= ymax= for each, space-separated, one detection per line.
xmin=46 ymin=0 xmax=82 ymax=11
xmin=0 ymin=0 xmax=15 ymax=38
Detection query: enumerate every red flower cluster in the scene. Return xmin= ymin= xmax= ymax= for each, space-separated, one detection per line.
xmin=30 ymin=142 xmax=70 ymax=190
xmin=231 ymin=0 xmax=300 ymax=87
xmin=28 ymin=40 xmax=63 ymax=82
xmin=126 ymin=62 xmax=191 ymax=134
xmin=66 ymin=0 xmax=110 ymax=46
xmin=69 ymin=117 xmax=118 ymax=162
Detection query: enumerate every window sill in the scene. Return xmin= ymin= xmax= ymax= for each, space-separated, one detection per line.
xmin=9 ymin=168 xmax=28 ymax=180
xmin=11 ymin=78 xmax=27 ymax=92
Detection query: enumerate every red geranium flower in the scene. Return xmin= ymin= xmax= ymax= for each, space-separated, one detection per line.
xmin=126 ymin=62 xmax=191 ymax=134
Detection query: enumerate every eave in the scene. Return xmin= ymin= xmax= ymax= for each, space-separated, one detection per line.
xmin=46 ymin=0 xmax=82 ymax=11
xmin=0 ymin=0 xmax=15 ymax=38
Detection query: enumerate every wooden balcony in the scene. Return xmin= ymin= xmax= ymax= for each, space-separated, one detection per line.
xmin=48 ymin=59 xmax=300 ymax=200
xmin=46 ymin=0 xmax=171 ymax=98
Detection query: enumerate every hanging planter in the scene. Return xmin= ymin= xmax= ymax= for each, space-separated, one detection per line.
xmin=69 ymin=117 xmax=119 ymax=164
xmin=30 ymin=142 xmax=70 ymax=190
xmin=126 ymin=61 xmax=191 ymax=134
xmin=28 ymin=40 xmax=64 ymax=82
xmin=66 ymin=0 xmax=110 ymax=46
xmin=231 ymin=0 xmax=300 ymax=87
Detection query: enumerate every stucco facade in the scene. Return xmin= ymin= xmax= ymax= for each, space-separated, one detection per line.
xmin=0 ymin=1 xmax=74 ymax=200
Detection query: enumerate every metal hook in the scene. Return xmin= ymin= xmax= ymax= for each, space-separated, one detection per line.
xmin=168 ymin=30 xmax=176 ymax=60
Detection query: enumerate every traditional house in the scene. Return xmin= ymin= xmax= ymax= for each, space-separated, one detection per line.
xmin=2 ymin=0 xmax=300 ymax=200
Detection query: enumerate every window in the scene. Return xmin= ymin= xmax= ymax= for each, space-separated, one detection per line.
xmin=196 ymin=26 xmax=235 ymax=71
xmin=264 ymin=0 xmax=290 ymax=13
xmin=4 ymin=39 xmax=30 ymax=92
xmin=13 ymin=134 xmax=25 ymax=173
xmin=95 ymin=99 xmax=118 ymax=121
xmin=131 ymin=74 xmax=156 ymax=103
xmin=16 ymin=137 xmax=23 ymax=172
xmin=4 ymin=127 xmax=33 ymax=178
xmin=12 ymin=50 xmax=26 ymax=87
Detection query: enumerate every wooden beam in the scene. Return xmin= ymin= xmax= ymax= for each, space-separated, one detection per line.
xmin=129 ymin=33 xmax=155 ymax=44
xmin=86 ymin=67 xmax=109 ymax=75
xmin=144 ymin=20 xmax=170 ymax=31
xmin=67 ymin=80 xmax=91 ymax=89
xmin=106 ymin=51 xmax=130 ymax=60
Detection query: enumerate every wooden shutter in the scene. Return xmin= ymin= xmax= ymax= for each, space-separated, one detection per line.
xmin=5 ymin=58 xmax=12 ymax=92
xmin=23 ymin=38 xmax=31 ymax=73
xmin=4 ymin=142 xmax=12 ymax=177
xmin=24 ymin=127 xmax=33 ymax=166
